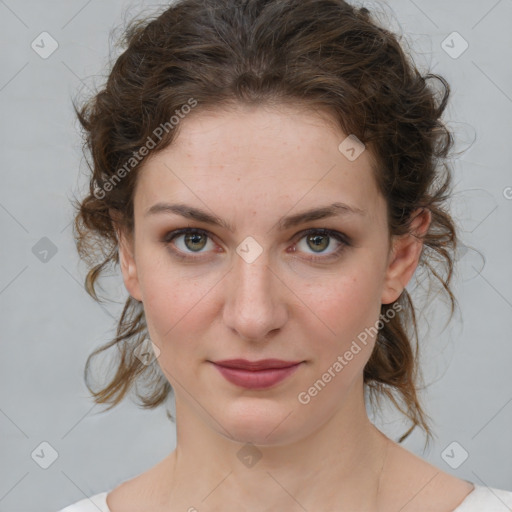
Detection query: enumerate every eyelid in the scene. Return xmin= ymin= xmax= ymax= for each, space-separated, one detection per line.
xmin=291 ymin=228 xmax=350 ymax=262
xmin=162 ymin=227 xmax=351 ymax=260
xmin=293 ymin=227 xmax=351 ymax=245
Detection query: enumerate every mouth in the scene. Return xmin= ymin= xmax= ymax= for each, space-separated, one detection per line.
xmin=210 ymin=359 xmax=303 ymax=389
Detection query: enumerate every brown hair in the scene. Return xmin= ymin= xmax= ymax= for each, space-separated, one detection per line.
xmin=72 ymin=0 xmax=461 ymax=449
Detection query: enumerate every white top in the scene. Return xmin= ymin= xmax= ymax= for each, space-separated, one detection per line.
xmin=57 ymin=484 xmax=512 ymax=511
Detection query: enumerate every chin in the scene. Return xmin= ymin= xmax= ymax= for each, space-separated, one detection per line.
xmin=215 ymin=399 xmax=304 ymax=447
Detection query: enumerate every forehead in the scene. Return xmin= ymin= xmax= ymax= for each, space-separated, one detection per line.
xmin=135 ymin=104 xmax=383 ymax=222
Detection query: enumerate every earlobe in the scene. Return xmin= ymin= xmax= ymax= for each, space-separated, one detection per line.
xmin=381 ymin=208 xmax=431 ymax=305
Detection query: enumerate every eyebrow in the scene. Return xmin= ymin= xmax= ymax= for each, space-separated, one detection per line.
xmin=144 ymin=201 xmax=366 ymax=232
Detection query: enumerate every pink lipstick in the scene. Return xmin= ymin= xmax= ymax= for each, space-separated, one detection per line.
xmin=211 ymin=359 xmax=302 ymax=389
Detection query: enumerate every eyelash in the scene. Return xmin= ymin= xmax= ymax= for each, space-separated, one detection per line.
xmin=161 ymin=227 xmax=351 ymax=263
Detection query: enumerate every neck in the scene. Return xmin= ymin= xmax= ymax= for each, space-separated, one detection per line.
xmin=162 ymin=378 xmax=390 ymax=511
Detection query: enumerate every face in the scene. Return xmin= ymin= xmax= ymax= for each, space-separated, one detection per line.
xmin=116 ymin=104 xmax=429 ymax=445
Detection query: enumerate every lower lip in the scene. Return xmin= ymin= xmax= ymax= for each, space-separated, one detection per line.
xmin=211 ymin=362 xmax=302 ymax=389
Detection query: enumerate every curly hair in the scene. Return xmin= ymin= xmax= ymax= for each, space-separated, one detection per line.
xmin=71 ymin=0 xmax=461 ymax=449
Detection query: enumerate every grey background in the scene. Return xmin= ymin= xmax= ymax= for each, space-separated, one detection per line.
xmin=0 ymin=0 xmax=511 ymax=510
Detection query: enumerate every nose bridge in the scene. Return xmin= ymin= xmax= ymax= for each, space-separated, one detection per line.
xmin=235 ymin=248 xmax=273 ymax=298
xmin=224 ymin=242 xmax=285 ymax=340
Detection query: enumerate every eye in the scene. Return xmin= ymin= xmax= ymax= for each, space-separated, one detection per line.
xmin=162 ymin=228 xmax=215 ymax=259
xmin=291 ymin=228 xmax=350 ymax=262
xmin=161 ymin=227 xmax=351 ymax=262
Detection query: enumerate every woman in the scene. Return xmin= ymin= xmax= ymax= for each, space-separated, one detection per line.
xmin=59 ymin=0 xmax=512 ymax=510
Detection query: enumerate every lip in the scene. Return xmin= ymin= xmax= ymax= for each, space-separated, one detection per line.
xmin=210 ymin=359 xmax=303 ymax=389
xmin=213 ymin=358 xmax=302 ymax=370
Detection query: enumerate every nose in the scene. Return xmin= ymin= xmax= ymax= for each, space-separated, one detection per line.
xmin=222 ymin=247 xmax=288 ymax=342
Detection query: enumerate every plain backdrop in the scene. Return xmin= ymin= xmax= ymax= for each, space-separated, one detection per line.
xmin=0 ymin=0 xmax=511 ymax=510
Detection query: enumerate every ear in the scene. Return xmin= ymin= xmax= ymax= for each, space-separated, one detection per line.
xmin=110 ymin=209 xmax=143 ymax=302
xmin=381 ymin=208 xmax=431 ymax=305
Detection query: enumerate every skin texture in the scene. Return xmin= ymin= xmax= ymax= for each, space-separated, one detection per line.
xmin=110 ymin=104 xmax=473 ymax=511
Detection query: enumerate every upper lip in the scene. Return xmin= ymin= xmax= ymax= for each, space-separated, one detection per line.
xmin=212 ymin=359 xmax=302 ymax=370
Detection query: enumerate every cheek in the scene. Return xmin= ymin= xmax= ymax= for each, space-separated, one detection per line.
xmin=139 ymin=271 xmax=214 ymax=386
xmin=136 ymin=253 xmax=224 ymax=374
xmin=309 ymin=269 xmax=383 ymax=358
xmin=135 ymin=250 xmax=202 ymax=338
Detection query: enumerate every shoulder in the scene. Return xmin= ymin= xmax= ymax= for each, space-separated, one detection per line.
xmin=105 ymin=455 xmax=173 ymax=511
xmin=380 ymin=441 xmax=477 ymax=512
xmin=55 ymin=461 xmax=169 ymax=512
xmin=452 ymin=484 xmax=512 ymax=511
xmin=56 ymin=492 xmax=110 ymax=512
